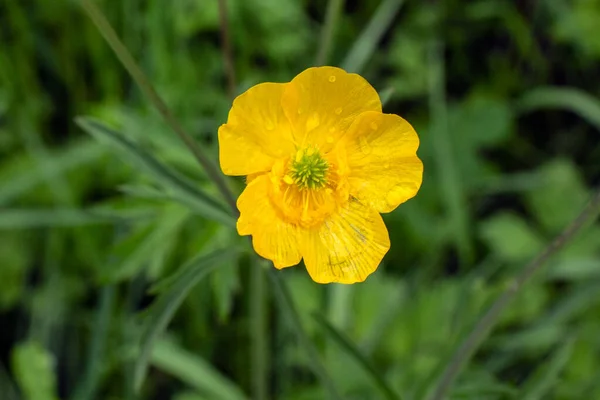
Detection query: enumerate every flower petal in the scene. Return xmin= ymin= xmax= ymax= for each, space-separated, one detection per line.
xmin=237 ymin=174 xmax=301 ymax=268
xmin=344 ymin=111 xmax=423 ymax=213
xmin=219 ymin=83 xmax=296 ymax=176
xmin=282 ymin=66 xmax=382 ymax=152
xmin=299 ymin=197 xmax=390 ymax=284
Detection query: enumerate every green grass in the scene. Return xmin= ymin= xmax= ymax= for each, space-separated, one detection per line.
xmin=1 ymin=0 xmax=600 ymax=399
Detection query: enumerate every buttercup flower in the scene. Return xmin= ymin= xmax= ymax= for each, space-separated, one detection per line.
xmin=218 ymin=66 xmax=423 ymax=283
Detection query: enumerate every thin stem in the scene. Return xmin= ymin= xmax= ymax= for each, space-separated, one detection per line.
xmin=217 ymin=0 xmax=237 ymax=101
xmin=269 ymin=270 xmax=343 ymax=400
xmin=250 ymin=261 xmax=269 ymax=400
xmin=80 ymin=0 xmax=238 ymax=215
xmin=429 ymin=189 xmax=600 ymax=400
xmin=315 ymin=0 xmax=345 ymax=66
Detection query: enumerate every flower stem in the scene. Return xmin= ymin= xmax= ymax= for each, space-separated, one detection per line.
xmin=250 ymin=261 xmax=269 ymax=400
xmin=315 ymin=0 xmax=346 ymax=66
xmin=269 ymin=270 xmax=343 ymax=400
xmin=217 ymin=0 xmax=237 ymax=101
xmin=80 ymin=0 xmax=238 ymax=216
xmin=428 ymin=188 xmax=600 ymax=400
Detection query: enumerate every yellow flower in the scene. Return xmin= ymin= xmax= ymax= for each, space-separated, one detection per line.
xmin=218 ymin=66 xmax=423 ymax=284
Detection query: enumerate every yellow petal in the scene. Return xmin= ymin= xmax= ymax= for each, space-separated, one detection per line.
xmin=219 ymin=83 xmax=296 ymax=176
xmin=282 ymin=66 xmax=381 ymax=152
xmin=344 ymin=111 xmax=423 ymax=213
xmin=237 ymin=175 xmax=301 ymax=268
xmin=299 ymin=198 xmax=390 ymax=284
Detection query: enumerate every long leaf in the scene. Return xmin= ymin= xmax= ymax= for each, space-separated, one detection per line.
xmin=313 ymin=313 xmax=401 ymax=400
xmin=516 ymin=87 xmax=600 ymax=132
xmin=341 ymin=0 xmax=405 ymax=73
xmin=134 ymin=248 xmax=240 ymax=393
xmin=151 ymin=338 xmax=247 ymax=400
xmin=75 ymin=117 xmax=234 ymax=226
xmin=0 ymin=208 xmax=149 ymax=229
xmin=520 ymin=338 xmax=575 ymax=400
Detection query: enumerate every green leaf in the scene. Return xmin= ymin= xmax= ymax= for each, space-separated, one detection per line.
xmin=342 ymin=0 xmax=406 ymax=73
xmin=11 ymin=342 xmax=59 ymax=400
xmin=134 ymin=248 xmax=240 ymax=393
xmin=151 ymin=339 xmax=247 ymax=400
xmin=516 ymin=87 xmax=600 ymax=133
xmin=525 ymin=159 xmax=589 ymax=233
xmin=313 ymin=313 xmax=401 ymax=400
xmin=75 ymin=117 xmax=234 ymax=226
xmin=520 ymin=338 xmax=575 ymax=400
xmin=0 ymin=208 xmax=149 ymax=229
xmin=479 ymin=212 xmax=545 ymax=262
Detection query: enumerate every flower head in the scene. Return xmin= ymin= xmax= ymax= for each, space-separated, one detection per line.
xmin=218 ymin=66 xmax=423 ymax=284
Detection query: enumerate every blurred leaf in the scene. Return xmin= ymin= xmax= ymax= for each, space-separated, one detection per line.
xmin=520 ymin=338 xmax=575 ymax=400
xmin=550 ymin=0 xmax=600 ymax=59
xmin=525 ymin=159 xmax=589 ymax=233
xmin=75 ymin=117 xmax=234 ymax=226
xmin=0 ymin=233 xmax=28 ymax=309
xmin=151 ymin=338 xmax=247 ymax=400
xmin=517 ymin=87 xmax=600 ymax=133
xmin=0 ymin=208 xmax=149 ymax=229
xmin=479 ymin=212 xmax=544 ymax=262
xmin=313 ymin=313 xmax=401 ymax=400
xmin=342 ymin=0 xmax=406 ymax=73
xmin=135 ymin=248 xmax=240 ymax=392
xmin=11 ymin=342 xmax=58 ymax=400
xmin=0 ymin=139 xmax=105 ymax=206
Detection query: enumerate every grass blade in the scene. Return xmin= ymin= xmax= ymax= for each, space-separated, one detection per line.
xmin=134 ymin=248 xmax=240 ymax=393
xmin=316 ymin=0 xmax=346 ymax=66
xmin=341 ymin=0 xmax=405 ymax=73
xmin=72 ymin=286 xmax=116 ymax=400
xmin=0 ymin=208 xmax=148 ymax=229
xmin=268 ymin=271 xmax=342 ymax=400
xmin=520 ymin=338 xmax=575 ymax=400
xmin=75 ymin=117 xmax=234 ymax=226
xmin=313 ymin=313 xmax=401 ymax=400
xmin=516 ymin=87 xmax=600 ymax=132
xmin=151 ymin=339 xmax=247 ymax=400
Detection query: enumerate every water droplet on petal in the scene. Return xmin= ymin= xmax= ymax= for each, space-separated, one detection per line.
xmin=383 ymin=162 xmax=390 ymax=169
xmin=359 ymin=136 xmax=372 ymax=154
xmin=297 ymin=108 xmax=304 ymax=115
xmin=326 ymin=136 xmax=334 ymax=144
xmin=328 ymin=75 xmax=336 ymax=83
xmin=306 ymin=112 xmax=320 ymax=131
xmin=334 ymin=107 xmax=343 ymax=115
xmin=386 ymin=186 xmax=405 ymax=207
xmin=328 ymin=126 xmax=336 ymax=133
xmin=369 ymin=122 xmax=378 ymax=130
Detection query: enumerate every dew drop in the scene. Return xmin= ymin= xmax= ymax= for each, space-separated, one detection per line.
xmin=386 ymin=186 xmax=405 ymax=206
xmin=306 ymin=112 xmax=320 ymax=131
xmin=359 ymin=136 xmax=372 ymax=154
xmin=383 ymin=162 xmax=390 ymax=169
xmin=369 ymin=122 xmax=378 ymax=130
xmin=334 ymin=107 xmax=343 ymax=115
xmin=328 ymin=126 xmax=336 ymax=133
xmin=326 ymin=135 xmax=334 ymax=144
xmin=328 ymin=75 xmax=336 ymax=83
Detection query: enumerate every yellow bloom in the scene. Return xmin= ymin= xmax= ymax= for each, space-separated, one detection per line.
xmin=218 ymin=66 xmax=423 ymax=284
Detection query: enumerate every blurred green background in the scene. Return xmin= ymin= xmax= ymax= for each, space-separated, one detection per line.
xmin=1 ymin=0 xmax=600 ymax=399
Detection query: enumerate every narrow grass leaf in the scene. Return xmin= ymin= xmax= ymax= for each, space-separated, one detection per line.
xmin=313 ymin=313 xmax=401 ymax=400
xmin=516 ymin=87 xmax=600 ymax=132
xmin=134 ymin=248 xmax=240 ymax=393
xmin=75 ymin=117 xmax=234 ymax=226
xmin=520 ymin=338 xmax=575 ymax=400
xmin=341 ymin=0 xmax=405 ymax=73
xmin=151 ymin=338 xmax=247 ymax=400
xmin=72 ymin=286 xmax=116 ymax=400
xmin=0 ymin=208 xmax=148 ymax=229
xmin=268 ymin=270 xmax=342 ymax=400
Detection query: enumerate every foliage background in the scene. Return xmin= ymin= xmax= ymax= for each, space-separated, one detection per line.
xmin=1 ymin=0 xmax=600 ymax=399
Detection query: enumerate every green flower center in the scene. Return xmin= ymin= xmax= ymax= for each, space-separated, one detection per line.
xmin=286 ymin=148 xmax=329 ymax=189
